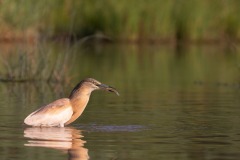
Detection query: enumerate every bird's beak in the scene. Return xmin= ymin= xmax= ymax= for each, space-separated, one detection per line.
xmin=98 ymin=84 xmax=120 ymax=96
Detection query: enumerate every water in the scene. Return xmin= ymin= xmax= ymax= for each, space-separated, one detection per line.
xmin=1 ymin=43 xmax=240 ymax=159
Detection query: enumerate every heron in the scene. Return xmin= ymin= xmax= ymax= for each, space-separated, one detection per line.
xmin=24 ymin=78 xmax=119 ymax=127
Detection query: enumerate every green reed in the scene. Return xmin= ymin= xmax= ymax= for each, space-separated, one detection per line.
xmin=0 ymin=0 xmax=240 ymax=42
xmin=0 ymin=42 xmax=75 ymax=82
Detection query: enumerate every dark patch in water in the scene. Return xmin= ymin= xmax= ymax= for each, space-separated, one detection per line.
xmin=74 ymin=124 xmax=147 ymax=132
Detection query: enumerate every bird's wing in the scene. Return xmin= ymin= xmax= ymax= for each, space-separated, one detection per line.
xmin=24 ymin=98 xmax=73 ymax=127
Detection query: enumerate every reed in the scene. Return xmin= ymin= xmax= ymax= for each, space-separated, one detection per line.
xmin=0 ymin=42 xmax=75 ymax=83
xmin=0 ymin=0 xmax=240 ymax=42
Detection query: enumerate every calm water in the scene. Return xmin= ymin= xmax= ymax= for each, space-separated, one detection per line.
xmin=1 ymin=43 xmax=240 ymax=160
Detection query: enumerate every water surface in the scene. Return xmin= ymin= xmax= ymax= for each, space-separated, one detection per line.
xmin=0 ymin=44 xmax=240 ymax=159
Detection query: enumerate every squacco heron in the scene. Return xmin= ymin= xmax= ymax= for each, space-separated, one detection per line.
xmin=24 ymin=78 xmax=119 ymax=127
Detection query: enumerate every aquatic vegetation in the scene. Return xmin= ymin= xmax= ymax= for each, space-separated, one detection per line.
xmin=0 ymin=42 xmax=74 ymax=82
xmin=0 ymin=0 xmax=240 ymax=42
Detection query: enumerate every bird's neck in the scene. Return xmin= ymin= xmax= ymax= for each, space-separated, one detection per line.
xmin=70 ymin=88 xmax=92 ymax=113
xmin=65 ymin=87 xmax=93 ymax=125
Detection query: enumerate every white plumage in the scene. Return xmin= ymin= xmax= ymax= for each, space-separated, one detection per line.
xmin=24 ymin=99 xmax=73 ymax=127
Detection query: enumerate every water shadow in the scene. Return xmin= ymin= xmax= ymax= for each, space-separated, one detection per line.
xmin=75 ymin=124 xmax=147 ymax=132
xmin=24 ymin=127 xmax=89 ymax=160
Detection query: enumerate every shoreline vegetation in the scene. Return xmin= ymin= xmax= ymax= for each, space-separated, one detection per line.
xmin=1 ymin=0 xmax=240 ymax=83
xmin=0 ymin=1 xmax=240 ymax=44
xmin=0 ymin=41 xmax=74 ymax=83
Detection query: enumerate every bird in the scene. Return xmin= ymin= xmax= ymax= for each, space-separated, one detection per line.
xmin=24 ymin=78 xmax=119 ymax=127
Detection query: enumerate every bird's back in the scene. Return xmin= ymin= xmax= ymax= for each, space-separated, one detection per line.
xmin=24 ymin=98 xmax=73 ymax=127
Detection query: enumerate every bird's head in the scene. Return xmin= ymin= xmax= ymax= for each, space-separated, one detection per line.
xmin=69 ymin=78 xmax=119 ymax=99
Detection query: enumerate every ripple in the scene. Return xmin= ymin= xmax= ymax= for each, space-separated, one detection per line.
xmin=75 ymin=124 xmax=147 ymax=132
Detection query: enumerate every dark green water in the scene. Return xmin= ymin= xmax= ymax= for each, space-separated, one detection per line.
xmin=1 ymin=43 xmax=240 ymax=160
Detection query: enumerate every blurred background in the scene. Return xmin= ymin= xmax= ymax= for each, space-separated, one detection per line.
xmin=1 ymin=1 xmax=240 ymax=160
xmin=0 ymin=0 xmax=240 ymax=43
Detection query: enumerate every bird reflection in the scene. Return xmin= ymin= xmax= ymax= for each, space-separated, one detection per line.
xmin=24 ymin=127 xmax=89 ymax=160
